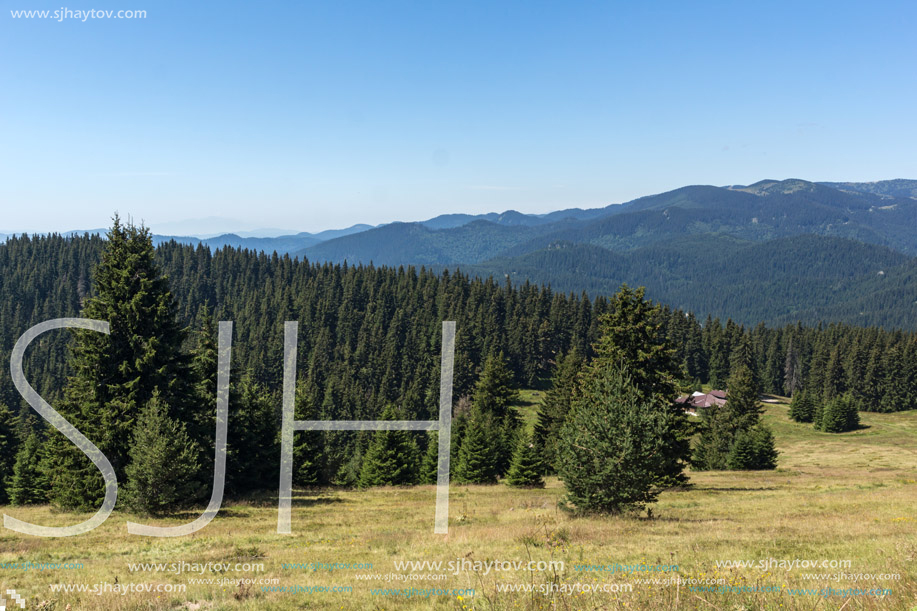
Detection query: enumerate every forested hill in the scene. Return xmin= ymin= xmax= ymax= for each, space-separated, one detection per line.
xmin=2 ymin=232 xmax=917 ymax=487
xmin=458 ymin=234 xmax=917 ymax=329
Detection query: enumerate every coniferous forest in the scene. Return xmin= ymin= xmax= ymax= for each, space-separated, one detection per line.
xmin=1 ymin=222 xmax=916 ymax=513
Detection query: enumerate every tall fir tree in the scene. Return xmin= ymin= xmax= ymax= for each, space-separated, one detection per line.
xmin=420 ymin=432 xmax=440 ymax=485
xmin=471 ymin=353 xmax=520 ymax=476
xmin=454 ymin=405 xmax=501 ymax=484
xmin=816 ymin=393 xmax=860 ymax=433
xmin=694 ymin=364 xmax=776 ymax=470
xmin=226 ymin=377 xmax=279 ymax=494
xmin=121 ymin=393 xmax=203 ymax=515
xmin=357 ymin=404 xmax=420 ymax=487
xmin=784 ymin=337 xmax=801 ymax=397
xmin=557 ymin=363 xmax=673 ymax=514
xmin=505 ymin=432 xmax=545 ymax=488
xmin=788 ymin=389 xmax=816 ymax=423
xmin=0 ymin=403 xmax=18 ymax=504
xmin=591 ymin=285 xmax=691 ymax=487
xmin=8 ymin=431 xmax=46 ymax=505
xmin=44 ymin=217 xmax=199 ymax=511
xmin=533 ymin=350 xmax=583 ymax=475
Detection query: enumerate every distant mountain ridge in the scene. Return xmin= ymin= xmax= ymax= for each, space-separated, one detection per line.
xmin=13 ymin=177 xmax=917 ymax=327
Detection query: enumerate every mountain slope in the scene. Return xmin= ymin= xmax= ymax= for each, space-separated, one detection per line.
xmin=459 ymin=234 xmax=916 ymax=327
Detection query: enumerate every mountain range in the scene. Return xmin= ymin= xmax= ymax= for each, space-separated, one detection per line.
xmin=10 ymin=178 xmax=917 ymax=328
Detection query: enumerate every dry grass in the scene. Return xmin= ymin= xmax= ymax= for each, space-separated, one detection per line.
xmin=1 ymin=399 xmax=916 ymax=610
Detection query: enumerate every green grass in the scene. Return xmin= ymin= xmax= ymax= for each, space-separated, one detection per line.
xmin=2 ymin=396 xmax=916 ymax=610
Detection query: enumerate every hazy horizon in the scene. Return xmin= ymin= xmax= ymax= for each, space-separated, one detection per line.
xmin=3 ymin=1 xmax=916 ymax=233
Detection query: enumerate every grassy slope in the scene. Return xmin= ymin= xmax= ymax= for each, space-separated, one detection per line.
xmin=2 ymin=396 xmax=916 ymax=610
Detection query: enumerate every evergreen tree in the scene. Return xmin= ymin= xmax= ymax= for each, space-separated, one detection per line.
xmin=44 ymin=217 xmax=198 ymax=510
xmin=592 ymin=285 xmax=691 ymax=487
xmin=724 ymin=365 xmax=762 ymax=431
xmin=822 ymin=346 xmax=845 ymax=400
xmin=816 ymin=393 xmax=860 ymax=433
xmin=357 ymin=405 xmax=419 ymax=487
xmin=454 ymin=405 xmax=500 ymax=484
xmin=505 ymin=432 xmax=545 ymax=488
xmin=121 ymin=393 xmax=203 ymax=515
xmin=784 ymin=337 xmax=801 ymax=397
xmin=557 ymin=363 xmax=672 ymax=514
xmin=533 ymin=350 xmax=583 ymax=474
xmin=8 ymin=431 xmax=46 ymax=505
xmin=0 ymin=403 xmax=18 ymax=504
xmin=226 ymin=377 xmax=279 ymax=494
xmin=420 ymin=432 xmax=440 ymax=485
xmin=472 ymin=353 xmax=520 ymax=419
xmin=471 ymin=353 xmax=520 ymax=475
xmin=726 ymin=426 xmax=778 ymax=470
xmin=293 ymin=382 xmax=324 ymax=487
xmin=788 ymin=389 xmax=816 ymax=423
xmin=694 ymin=365 xmax=776 ymax=470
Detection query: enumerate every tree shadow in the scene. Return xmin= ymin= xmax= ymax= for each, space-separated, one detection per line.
xmin=693 ymin=486 xmax=778 ymax=492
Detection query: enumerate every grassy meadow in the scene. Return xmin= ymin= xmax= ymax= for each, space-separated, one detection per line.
xmin=1 ymin=396 xmax=916 ymax=610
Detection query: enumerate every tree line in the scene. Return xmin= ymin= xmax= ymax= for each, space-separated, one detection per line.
xmin=0 ymin=224 xmax=913 ymax=512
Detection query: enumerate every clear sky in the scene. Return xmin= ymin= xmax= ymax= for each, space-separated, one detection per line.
xmin=1 ymin=0 xmax=915 ymax=233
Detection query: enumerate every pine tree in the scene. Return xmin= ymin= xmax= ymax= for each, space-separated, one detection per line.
xmin=454 ymin=405 xmax=500 ymax=484
xmin=750 ymin=426 xmax=778 ymax=469
xmin=725 ymin=365 xmax=762 ymax=431
xmin=533 ymin=350 xmax=583 ymax=474
xmin=471 ymin=353 xmax=520 ymax=476
xmin=505 ymin=432 xmax=545 ymax=488
xmin=293 ymin=382 xmax=324 ymax=487
xmin=557 ymin=363 xmax=672 ymax=514
xmin=784 ymin=338 xmax=801 ymax=397
xmin=226 ymin=377 xmax=279 ymax=495
xmin=591 ymin=285 xmax=691 ymax=487
xmin=420 ymin=432 xmax=440 ymax=485
xmin=694 ymin=364 xmax=776 ymax=470
xmin=472 ymin=353 xmax=520 ymax=419
xmin=726 ymin=426 xmax=778 ymax=470
xmin=789 ymin=389 xmax=816 ymax=423
xmin=121 ymin=393 xmax=203 ymax=515
xmin=8 ymin=431 xmax=46 ymax=505
xmin=725 ymin=429 xmax=757 ymax=470
xmin=823 ymin=346 xmax=845 ymax=400
xmin=357 ymin=405 xmax=419 ymax=487
xmin=0 ymin=403 xmax=18 ymax=504
xmin=816 ymin=394 xmax=860 ymax=433
xmin=44 ymin=217 xmax=198 ymax=510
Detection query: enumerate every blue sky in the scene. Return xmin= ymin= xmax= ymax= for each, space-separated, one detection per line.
xmin=1 ymin=0 xmax=915 ymax=233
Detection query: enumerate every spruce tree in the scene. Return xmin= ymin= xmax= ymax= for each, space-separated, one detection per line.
xmin=726 ymin=426 xmax=778 ymax=470
xmin=293 ymin=382 xmax=324 ymax=487
xmin=784 ymin=338 xmax=801 ymax=397
xmin=750 ymin=426 xmax=778 ymax=469
xmin=8 ymin=431 xmax=47 ymax=505
xmin=816 ymin=394 xmax=860 ymax=433
xmin=455 ymin=405 xmax=500 ymax=484
xmin=472 ymin=353 xmax=520 ymax=419
xmin=557 ymin=363 xmax=672 ymax=514
xmin=121 ymin=393 xmax=202 ymax=515
xmin=226 ymin=377 xmax=279 ymax=494
xmin=592 ymin=285 xmax=690 ymax=487
xmin=0 ymin=403 xmax=18 ymax=504
xmin=533 ymin=350 xmax=583 ymax=475
xmin=471 ymin=353 xmax=520 ymax=476
xmin=789 ymin=389 xmax=816 ymax=423
xmin=694 ymin=364 xmax=777 ymax=470
xmin=505 ymin=432 xmax=545 ymax=488
xmin=44 ymin=217 xmax=198 ymax=511
xmin=357 ymin=405 xmax=419 ymax=487
xmin=420 ymin=432 xmax=440 ymax=485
